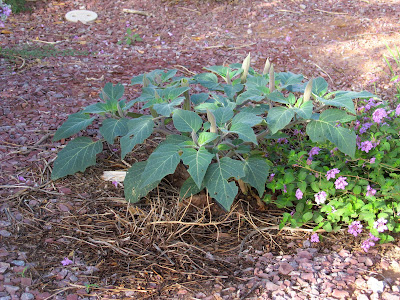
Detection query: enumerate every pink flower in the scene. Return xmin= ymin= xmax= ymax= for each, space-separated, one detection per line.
xmin=396 ymin=104 xmax=400 ymax=116
xmin=309 ymin=147 xmax=320 ymax=157
xmin=306 ymin=158 xmax=312 ymax=165
xmin=372 ymin=108 xmax=387 ymax=124
xmin=366 ymin=185 xmax=376 ymax=197
xmin=361 ymin=239 xmax=375 ymax=252
xmin=112 ymin=181 xmax=119 ymax=188
xmin=373 ymin=218 xmax=388 ymax=232
xmin=283 ymin=184 xmax=287 ymax=194
xmin=348 ymin=221 xmax=363 ymax=237
xmin=314 ymin=191 xmax=327 ymax=205
xmin=326 ymin=168 xmax=340 ymax=180
xmin=370 ymin=157 xmax=376 ymax=164
xmin=61 ymin=257 xmax=73 ymax=266
xmin=359 ymin=141 xmax=373 ymax=153
xmin=310 ymin=233 xmax=319 ymax=243
xmin=334 ymin=176 xmax=348 ymax=190
xmin=295 ymin=189 xmax=303 ymax=200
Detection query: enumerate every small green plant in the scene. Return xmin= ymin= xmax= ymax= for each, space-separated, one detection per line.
xmin=384 ymin=43 xmax=400 ymax=101
xmin=84 ymin=283 xmax=99 ymax=293
xmin=5 ymin=0 xmax=28 ymax=13
xmin=117 ymin=28 xmax=142 ymax=46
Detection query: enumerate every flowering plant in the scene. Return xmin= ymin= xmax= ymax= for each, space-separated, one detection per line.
xmin=0 ymin=0 xmax=11 ymax=27
xmin=266 ymin=97 xmax=400 ymax=250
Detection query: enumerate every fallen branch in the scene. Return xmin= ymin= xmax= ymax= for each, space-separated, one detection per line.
xmin=314 ymin=8 xmax=347 ymax=15
xmin=122 ymin=9 xmax=153 ymax=17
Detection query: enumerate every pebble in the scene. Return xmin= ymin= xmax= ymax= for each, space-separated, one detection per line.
xmin=331 ymin=289 xmax=350 ymax=299
xmin=0 ymin=263 xmax=10 ymax=274
xmin=367 ymin=277 xmax=385 ymax=293
xmin=11 ymin=260 xmax=25 ymax=267
xmin=278 ymin=262 xmax=294 ymax=275
xmin=21 ymin=293 xmax=34 ymax=300
xmin=0 ymin=231 xmax=11 ymax=237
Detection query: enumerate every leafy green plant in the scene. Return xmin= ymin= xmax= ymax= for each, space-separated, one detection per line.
xmin=117 ymin=28 xmax=142 ymax=46
xmin=52 ymin=54 xmax=376 ymax=214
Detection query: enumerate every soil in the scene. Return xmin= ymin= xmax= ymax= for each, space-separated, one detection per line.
xmin=1 ymin=0 xmax=400 ymax=299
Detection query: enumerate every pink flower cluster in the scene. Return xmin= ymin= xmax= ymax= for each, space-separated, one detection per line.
xmin=314 ymin=191 xmax=327 ymax=205
xmin=372 ymin=108 xmax=388 ymax=124
xmin=348 ymin=221 xmax=363 ymax=237
xmin=334 ymin=176 xmax=348 ymax=190
xmin=361 ymin=233 xmax=380 ymax=252
xmin=326 ymin=168 xmax=340 ymax=180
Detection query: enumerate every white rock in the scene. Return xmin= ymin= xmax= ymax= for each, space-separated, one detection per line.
xmin=65 ymin=10 xmax=98 ymax=24
xmin=367 ymin=277 xmax=385 ymax=293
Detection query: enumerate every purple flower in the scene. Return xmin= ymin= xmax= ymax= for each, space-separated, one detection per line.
xmin=369 ymin=233 xmax=380 ymax=242
xmin=372 ymin=108 xmax=388 ymax=124
xmin=269 ymin=173 xmax=275 ymax=181
xmin=310 ymin=233 xmax=319 ymax=243
xmin=366 ymin=185 xmax=376 ymax=197
xmin=285 ymin=35 xmax=291 ymax=42
xmin=359 ymin=140 xmax=373 ymax=153
xmin=277 ymin=138 xmax=288 ymax=144
xmin=334 ymin=176 xmax=348 ymax=190
xmin=306 ymin=158 xmax=312 ymax=165
xmin=373 ymin=218 xmax=388 ymax=232
xmin=18 ymin=176 xmax=26 ymax=182
xmin=314 ymin=191 xmax=327 ymax=205
xmin=396 ymin=104 xmax=400 ymax=116
xmin=282 ymin=184 xmax=287 ymax=194
xmin=361 ymin=238 xmax=375 ymax=252
xmin=112 ymin=181 xmax=119 ymax=188
xmin=359 ymin=122 xmax=373 ymax=134
xmin=295 ymin=189 xmax=303 ymax=200
xmin=61 ymin=257 xmax=73 ymax=266
xmin=348 ymin=221 xmax=363 ymax=237
xmin=326 ymin=168 xmax=340 ymax=180
xmin=309 ymin=147 xmax=320 ymax=157
xmin=370 ymin=157 xmax=376 ymax=164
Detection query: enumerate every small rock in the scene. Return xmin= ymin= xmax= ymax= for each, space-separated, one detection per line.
xmin=302 ymin=272 xmax=315 ymax=281
xmin=21 ymin=293 xmax=34 ymax=300
xmin=0 ymin=263 xmax=10 ymax=274
xmin=0 ymin=230 xmax=11 ymax=237
xmin=195 ymin=292 xmax=206 ymax=298
xmin=338 ymin=249 xmax=349 ymax=257
xmin=20 ymin=277 xmax=32 ymax=286
xmin=357 ymin=294 xmax=369 ymax=300
xmin=0 ymin=296 xmax=11 ymax=300
xmin=278 ymin=262 xmax=294 ymax=275
xmin=365 ymin=257 xmax=374 ymax=267
xmin=4 ymin=285 xmax=19 ymax=295
xmin=367 ymin=277 xmax=385 ymax=293
xmin=297 ymin=250 xmax=313 ymax=260
xmin=264 ymin=281 xmax=280 ymax=291
xmin=11 ymin=260 xmax=25 ymax=267
xmin=331 ymin=289 xmax=349 ymax=299
xmin=300 ymin=4 xmax=306 ymax=9
xmin=124 ymin=292 xmax=135 ymax=297
xmin=382 ymin=292 xmax=400 ymax=300
xmin=36 ymin=292 xmax=51 ymax=300
xmin=302 ymin=240 xmax=311 ymax=248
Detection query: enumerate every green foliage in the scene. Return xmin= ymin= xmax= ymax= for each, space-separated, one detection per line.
xmin=117 ymin=28 xmax=143 ymax=46
xmin=51 ymin=54 xmax=400 ymax=247
xmin=5 ymin=0 xmax=28 ymax=13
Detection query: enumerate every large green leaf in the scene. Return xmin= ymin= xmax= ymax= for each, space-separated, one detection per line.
xmin=317 ymin=95 xmax=356 ymax=114
xmin=82 ymin=102 xmax=108 ymax=114
xmin=242 ymin=156 xmax=270 ymax=196
xmin=160 ymin=69 xmax=178 ymax=82
xmin=120 ymin=116 xmax=154 ymax=159
xmin=306 ymin=109 xmax=356 ymax=157
xmin=223 ymin=84 xmax=244 ymax=99
xmin=266 ymin=91 xmax=290 ymax=105
xmin=213 ymin=107 xmax=234 ymax=125
xmin=159 ymin=86 xmax=189 ymax=100
xmin=266 ymin=106 xmax=295 ymax=134
xmin=236 ymin=89 xmax=265 ymax=105
xmin=190 ymin=93 xmax=209 ymax=105
xmin=124 ymin=161 xmax=161 ymax=203
xmin=140 ymin=140 xmax=182 ymax=187
xmin=312 ymin=77 xmax=328 ymax=96
xmin=153 ymin=97 xmax=184 ymax=117
xmin=181 ymin=147 xmax=214 ymax=188
xmin=197 ymin=132 xmax=218 ymax=146
xmin=231 ymin=112 xmax=262 ymax=127
xmin=194 ymin=73 xmax=223 ymax=91
xmin=51 ymin=137 xmax=102 ymax=180
xmin=172 ymin=110 xmax=203 ymax=132
xmin=276 ymin=72 xmax=304 ymax=89
xmin=179 ymin=176 xmax=204 ymax=198
xmin=294 ymin=100 xmax=313 ymax=119
xmin=230 ymin=123 xmax=258 ymax=144
xmin=99 ymin=118 xmax=129 ymax=144
xmin=203 ymin=157 xmax=245 ymax=211
xmin=100 ymin=83 xmax=124 ymax=111
xmin=53 ymin=112 xmax=96 ymax=142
